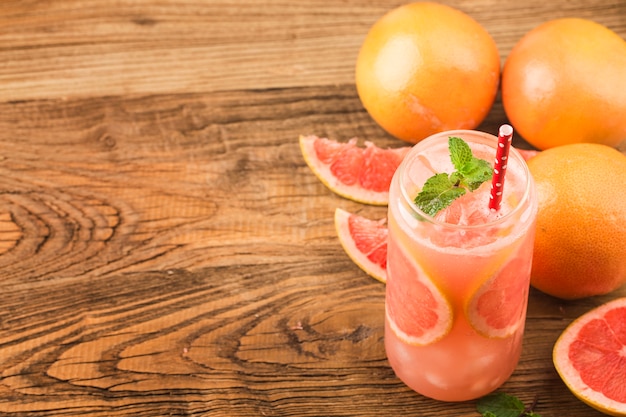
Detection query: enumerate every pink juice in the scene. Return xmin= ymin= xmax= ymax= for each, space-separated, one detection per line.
xmin=385 ymin=130 xmax=537 ymax=402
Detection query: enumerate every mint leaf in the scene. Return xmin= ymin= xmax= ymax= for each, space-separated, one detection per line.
xmin=414 ymin=173 xmax=466 ymax=216
xmin=477 ymin=393 xmax=524 ymax=417
xmin=414 ymin=137 xmax=493 ymax=216
xmin=449 ymin=136 xmax=473 ymax=171
xmin=476 ymin=392 xmax=541 ymax=417
xmin=462 ymin=157 xmax=493 ymax=191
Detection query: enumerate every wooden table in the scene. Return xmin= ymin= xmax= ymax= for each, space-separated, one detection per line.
xmin=1 ymin=1 xmax=625 ymax=416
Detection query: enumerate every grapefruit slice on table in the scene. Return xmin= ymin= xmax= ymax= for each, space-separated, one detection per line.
xmin=553 ymin=298 xmax=626 ymax=416
xmin=466 ymin=254 xmax=531 ymax=339
xmin=299 ymin=135 xmax=410 ymax=205
xmin=334 ymin=208 xmax=387 ymax=283
xmin=385 ymin=234 xmax=453 ymax=345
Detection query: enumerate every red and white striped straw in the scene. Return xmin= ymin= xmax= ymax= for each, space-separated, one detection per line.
xmin=489 ymin=124 xmax=514 ymax=212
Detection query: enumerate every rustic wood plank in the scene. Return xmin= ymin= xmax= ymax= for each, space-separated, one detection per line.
xmin=2 ymin=272 xmax=623 ymax=416
xmin=0 ymin=86 xmax=624 ymax=416
xmin=0 ymin=0 xmax=625 ymax=101
xmin=0 ymin=86 xmax=377 ymax=284
xmin=1 ymin=0 xmax=626 ymax=415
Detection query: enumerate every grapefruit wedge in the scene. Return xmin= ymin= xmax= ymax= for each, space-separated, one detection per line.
xmin=299 ymin=135 xmax=410 ymax=205
xmin=386 ymin=233 xmax=453 ymax=345
xmin=553 ymin=298 xmax=626 ymax=416
xmin=334 ymin=208 xmax=387 ymax=283
xmin=466 ymin=254 xmax=531 ymax=339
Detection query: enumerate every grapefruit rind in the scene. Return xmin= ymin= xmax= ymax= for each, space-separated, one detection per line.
xmin=299 ymin=134 xmax=407 ymax=206
xmin=386 ymin=238 xmax=453 ymax=346
xmin=334 ymin=208 xmax=387 ymax=283
xmin=553 ymin=298 xmax=626 ymax=416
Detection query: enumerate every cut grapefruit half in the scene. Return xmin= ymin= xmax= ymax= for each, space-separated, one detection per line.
xmin=553 ymin=298 xmax=626 ymax=416
xmin=334 ymin=208 xmax=387 ymax=283
xmin=466 ymin=255 xmax=530 ymax=338
xmin=299 ymin=135 xmax=410 ymax=205
xmin=386 ymin=235 xmax=453 ymax=345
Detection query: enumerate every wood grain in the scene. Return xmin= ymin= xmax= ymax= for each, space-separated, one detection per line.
xmin=1 ymin=0 xmax=625 ymax=101
xmin=1 ymin=84 xmax=624 ymax=417
xmin=0 ymin=1 xmax=625 ymax=416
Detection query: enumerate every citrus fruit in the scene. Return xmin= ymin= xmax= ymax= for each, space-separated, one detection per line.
xmin=466 ymin=253 xmax=532 ymax=338
xmin=553 ymin=297 xmax=626 ymax=416
xmin=527 ymin=143 xmax=626 ymax=299
xmin=385 ymin=232 xmax=452 ymax=345
xmin=299 ymin=135 xmax=410 ymax=205
xmin=355 ymin=2 xmax=500 ymax=144
xmin=502 ymin=18 xmax=626 ymax=150
xmin=334 ymin=208 xmax=387 ymax=283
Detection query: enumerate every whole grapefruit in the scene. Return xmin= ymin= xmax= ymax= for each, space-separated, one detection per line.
xmin=502 ymin=18 xmax=626 ymax=150
xmin=355 ymin=2 xmax=500 ymax=144
xmin=527 ymin=144 xmax=626 ymax=299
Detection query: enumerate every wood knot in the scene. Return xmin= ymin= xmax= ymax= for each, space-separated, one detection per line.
xmin=98 ymin=133 xmax=117 ymax=149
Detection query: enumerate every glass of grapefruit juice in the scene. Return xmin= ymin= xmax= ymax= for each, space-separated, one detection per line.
xmin=385 ymin=129 xmax=538 ymax=402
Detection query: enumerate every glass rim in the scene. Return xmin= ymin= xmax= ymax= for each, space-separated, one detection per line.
xmin=397 ymin=129 xmax=535 ymax=230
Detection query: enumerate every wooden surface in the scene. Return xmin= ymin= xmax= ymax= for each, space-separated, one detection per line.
xmin=1 ymin=1 xmax=625 ymax=416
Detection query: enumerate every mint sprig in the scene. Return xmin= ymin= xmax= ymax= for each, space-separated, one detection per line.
xmin=477 ymin=392 xmax=541 ymax=417
xmin=414 ymin=136 xmax=493 ymax=216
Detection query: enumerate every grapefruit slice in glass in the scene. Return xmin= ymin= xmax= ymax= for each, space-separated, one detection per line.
xmin=299 ymin=135 xmax=410 ymax=205
xmin=466 ymin=255 xmax=530 ymax=338
xmin=334 ymin=208 xmax=387 ymax=283
xmin=386 ymin=235 xmax=453 ymax=346
xmin=553 ymin=297 xmax=626 ymax=416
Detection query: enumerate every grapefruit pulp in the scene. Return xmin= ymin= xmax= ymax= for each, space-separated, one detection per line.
xmin=299 ymin=135 xmax=410 ymax=205
xmin=553 ymin=298 xmax=626 ymax=416
xmin=386 ymin=234 xmax=452 ymax=345
xmin=466 ymin=252 xmax=532 ymax=339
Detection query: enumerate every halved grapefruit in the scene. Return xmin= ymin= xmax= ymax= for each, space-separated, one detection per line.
xmin=299 ymin=135 xmax=410 ymax=205
xmin=553 ymin=298 xmax=626 ymax=416
xmin=386 ymin=234 xmax=453 ymax=345
xmin=334 ymin=208 xmax=387 ymax=283
xmin=466 ymin=254 xmax=531 ymax=338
